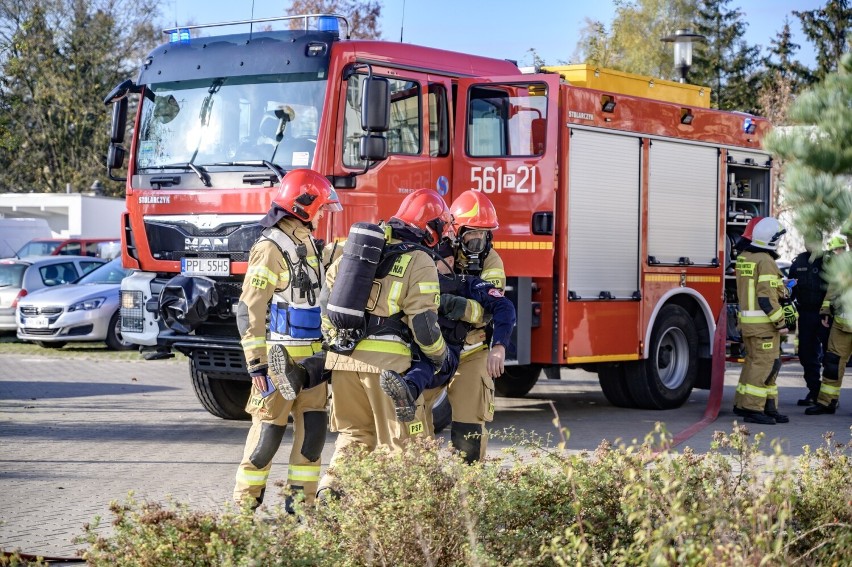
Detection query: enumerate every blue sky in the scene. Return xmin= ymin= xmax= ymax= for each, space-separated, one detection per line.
xmin=166 ymin=1 xmax=823 ymax=67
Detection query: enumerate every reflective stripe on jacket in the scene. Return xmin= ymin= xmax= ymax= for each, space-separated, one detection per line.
xmin=735 ymin=250 xmax=786 ymax=337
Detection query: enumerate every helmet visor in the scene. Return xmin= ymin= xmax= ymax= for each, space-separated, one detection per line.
xmin=322 ymin=187 xmax=343 ymax=212
xmin=460 ymin=229 xmax=489 ymax=254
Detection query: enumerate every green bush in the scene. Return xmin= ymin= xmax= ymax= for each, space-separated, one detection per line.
xmin=79 ymin=425 xmax=852 ymax=566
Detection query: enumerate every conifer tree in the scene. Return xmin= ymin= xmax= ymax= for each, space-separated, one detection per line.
xmin=765 ymin=52 xmax=852 ymax=313
xmin=794 ymin=0 xmax=851 ymax=82
xmin=690 ymin=0 xmax=762 ymax=111
xmin=763 ymin=18 xmax=814 ymax=92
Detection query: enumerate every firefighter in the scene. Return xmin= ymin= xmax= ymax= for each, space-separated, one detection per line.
xmin=317 ymin=188 xmax=450 ymax=497
xmin=233 ymin=169 xmax=342 ymax=512
xmin=426 ymin=190 xmax=507 ymax=462
xmin=732 ymin=216 xmax=794 ymax=425
xmin=805 ymin=243 xmax=851 ymax=415
xmin=381 ymin=241 xmax=516 ymax=426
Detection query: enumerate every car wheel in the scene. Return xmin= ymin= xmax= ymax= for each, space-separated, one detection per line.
xmin=35 ymin=341 xmax=66 ymax=349
xmin=495 ymin=364 xmax=541 ymax=397
xmin=105 ymin=311 xmax=135 ymax=350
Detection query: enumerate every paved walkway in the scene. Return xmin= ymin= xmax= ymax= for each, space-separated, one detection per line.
xmin=1 ymin=353 xmax=849 ymax=560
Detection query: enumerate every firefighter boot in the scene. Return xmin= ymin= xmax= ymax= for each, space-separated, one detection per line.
xmin=797 ymin=389 xmax=818 ymax=406
xmin=804 ymin=399 xmax=838 ymax=415
xmin=764 ymin=399 xmax=789 ymax=423
xmin=269 ymin=344 xmax=307 ymax=401
xmin=379 ymin=370 xmax=418 ymax=422
xmin=733 ymin=406 xmax=776 ymax=425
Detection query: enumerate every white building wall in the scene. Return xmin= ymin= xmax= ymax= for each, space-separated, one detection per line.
xmin=80 ymin=196 xmax=124 ymax=238
xmin=0 ymin=193 xmax=124 ymax=238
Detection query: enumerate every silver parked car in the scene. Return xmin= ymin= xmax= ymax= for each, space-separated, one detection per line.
xmin=16 ymin=257 xmax=132 ymax=350
xmin=0 ymin=255 xmax=107 ymax=332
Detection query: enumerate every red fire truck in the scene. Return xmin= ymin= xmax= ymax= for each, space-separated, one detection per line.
xmin=108 ymin=14 xmax=772 ymax=419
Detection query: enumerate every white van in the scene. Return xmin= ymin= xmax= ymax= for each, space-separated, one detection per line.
xmin=0 ymin=218 xmax=52 ymax=258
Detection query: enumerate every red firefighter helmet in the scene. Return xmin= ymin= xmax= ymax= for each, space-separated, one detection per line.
xmin=392 ymin=188 xmax=454 ymax=247
xmin=450 ymin=190 xmax=499 ymax=231
xmin=260 ymin=169 xmax=342 ymax=227
xmin=741 ymin=216 xmax=764 ymax=242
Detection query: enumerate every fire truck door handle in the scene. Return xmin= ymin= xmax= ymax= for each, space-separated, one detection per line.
xmin=531 ymin=212 xmax=553 ymax=235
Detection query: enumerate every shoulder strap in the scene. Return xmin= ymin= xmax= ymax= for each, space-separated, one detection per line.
xmin=260 ymin=227 xmax=322 ymax=306
xmin=375 ymin=242 xmax=444 ymax=278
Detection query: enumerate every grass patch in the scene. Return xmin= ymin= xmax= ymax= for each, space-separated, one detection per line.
xmin=0 ymin=332 xmax=186 ymax=362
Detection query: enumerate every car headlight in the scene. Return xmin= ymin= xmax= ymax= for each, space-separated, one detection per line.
xmin=68 ymin=297 xmax=106 ymax=312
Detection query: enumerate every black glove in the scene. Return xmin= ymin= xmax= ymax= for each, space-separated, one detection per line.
xmin=439 ymin=294 xmax=467 ymax=320
xmin=780 ymin=298 xmax=798 ymax=331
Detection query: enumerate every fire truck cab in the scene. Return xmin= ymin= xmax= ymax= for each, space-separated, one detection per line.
xmin=109 ymin=15 xmax=771 ymax=419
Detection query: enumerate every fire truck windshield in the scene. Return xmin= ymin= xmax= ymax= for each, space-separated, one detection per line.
xmin=136 ymin=72 xmax=327 ymax=176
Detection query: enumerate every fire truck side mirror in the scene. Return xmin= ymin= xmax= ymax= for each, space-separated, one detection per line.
xmin=110 ymin=98 xmax=128 ymax=144
xmin=359 ymin=134 xmax=387 ymax=162
xmin=107 ymin=144 xmax=126 ymax=170
xmin=361 ymin=77 xmax=390 ymax=132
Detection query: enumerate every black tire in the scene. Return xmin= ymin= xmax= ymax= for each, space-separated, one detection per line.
xmin=189 ymin=359 xmax=251 ymax=420
xmin=431 ymin=389 xmax=452 ymax=434
xmin=35 ymin=341 xmax=66 ymax=349
xmin=105 ymin=311 xmax=135 ymax=351
xmin=597 ymin=362 xmax=636 ymax=408
xmin=625 ymin=304 xmax=698 ymax=409
xmin=495 ymin=364 xmax=541 ymax=398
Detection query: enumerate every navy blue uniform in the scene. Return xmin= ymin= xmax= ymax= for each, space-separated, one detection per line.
xmin=404 ymin=273 xmax=516 ymax=397
xmin=789 ymin=250 xmax=831 ymax=398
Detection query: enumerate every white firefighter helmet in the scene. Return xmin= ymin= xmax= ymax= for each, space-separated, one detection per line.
xmin=750 ymin=217 xmax=786 ymax=251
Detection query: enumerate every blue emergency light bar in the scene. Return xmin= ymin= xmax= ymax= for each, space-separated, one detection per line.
xmin=162 ymin=13 xmax=349 ymax=40
xmin=317 ymin=15 xmax=338 ymax=32
xmin=167 ymin=28 xmax=191 ymax=44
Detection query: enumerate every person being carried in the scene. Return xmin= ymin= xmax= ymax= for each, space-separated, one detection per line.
xmin=379 ymin=241 xmax=516 ymax=423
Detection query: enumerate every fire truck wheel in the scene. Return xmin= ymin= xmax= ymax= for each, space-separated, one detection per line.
xmin=495 ymin=365 xmax=542 ymax=397
xmin=597 ymin=363 xmax=636 ymax=408
xmin=626 ymin=304 xmax=697 ymax=410
xmin=189 ymin=359 xmax=251 ymax=420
